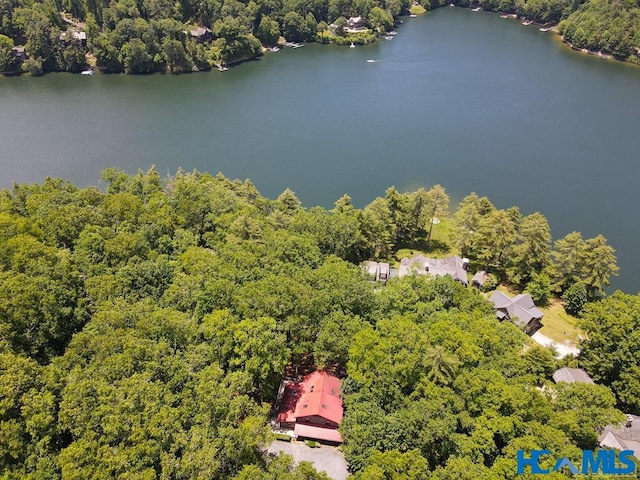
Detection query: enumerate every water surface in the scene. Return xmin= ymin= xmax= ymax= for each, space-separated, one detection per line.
xmin=1 ymin=8 xmax=639 ymax=292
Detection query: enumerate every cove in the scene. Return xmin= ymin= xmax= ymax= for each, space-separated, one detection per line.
xmin=1 ymin=8 xmax=639 ymax=293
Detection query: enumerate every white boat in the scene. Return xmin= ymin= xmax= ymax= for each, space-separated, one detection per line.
xmin=269 ymin=46 xmax=280 ymax=52
xmin=388 ymin=31 xmax=398 ymax=35
xmin=522 ymin=20 xmax=533 ymax=25
xmin=350 ymin=42 xmax=355 ymax=48
xmin=539 ymin=27 xmax=550 ymax=32
xmin=366 ymin=59 xmax=376 ymax=63
xmin=472 ymin=7 xmax=481 ymax=11
xmin=410 ymin=14 xmax=417 ymax=17
xmin=384 ymin=35 xmax=393 ymax=40
xmin=81 ymin=68 xmax=94 ymax=75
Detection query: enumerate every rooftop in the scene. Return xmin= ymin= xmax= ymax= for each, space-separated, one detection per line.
xmin=552 ymin=367 xmax=595 ymax=385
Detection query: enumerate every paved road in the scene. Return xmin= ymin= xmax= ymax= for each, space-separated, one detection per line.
xmin=267 ymin=440 xmax=349 ymax=480
xmin=531 ymin=331 xmax=580 ymax=358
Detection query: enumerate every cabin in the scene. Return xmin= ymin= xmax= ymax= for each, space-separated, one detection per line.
xmin=552 ymin=367 xmax=594 ymax=385
xmin=59 ymin=30 xmax=87 ymax=46
xmin=489 ymin=291 xmax=543 ymax=334
xmin=471 ymin=270 xmax=489 ymax=289
xmin=11 ymin=46 xmax=27 ymax=64
xmin=398 ymin=255 xmax=469 ymax=286
xmin=189 ymin=26 xmax=213 ymax=43
xmin=599 ymin=414 xmax=640 ymax=460
xmin=277 ymin=371 xmax=343 ymax=444
xmin=364 ymin=261 xmax=390 ymax=283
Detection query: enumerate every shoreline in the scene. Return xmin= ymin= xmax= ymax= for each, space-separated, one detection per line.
xmin=3 ymin=7 xmax=639 ymax=77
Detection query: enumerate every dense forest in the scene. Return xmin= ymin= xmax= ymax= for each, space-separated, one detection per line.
xmin=0 ymin=168 xmax=638 ymax=478
xmin=0 ymin=0 xmax=639 ymax=75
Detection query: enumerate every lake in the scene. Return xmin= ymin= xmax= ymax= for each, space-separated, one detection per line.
xmin=1 ymin=8 xmax=639 ymax=293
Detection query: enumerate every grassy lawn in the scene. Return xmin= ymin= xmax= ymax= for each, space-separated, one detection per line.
xmin=538 ymin=300 xmax=583 ymax=344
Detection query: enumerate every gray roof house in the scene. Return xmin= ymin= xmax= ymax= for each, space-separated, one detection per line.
xmin=599 ymin=414 xmax=640 ymax=460
xmin=398 ymin=255 xmax=469 ymax=286
xmin=364 ymin=261 xmax=390 ymax=283
xmin=472 ymin=270 xmax=489 ymax=289
xmin=189 ymin=26 xmax=213 ymax=42
xmin=489 ymin=291 xmax=543 ymax=333
xmin=552 ymin=367 xmax=595 ymax=385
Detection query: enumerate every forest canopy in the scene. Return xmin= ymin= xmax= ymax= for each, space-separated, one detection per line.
xmin=0 ymin=168 xmax=636 ymax=479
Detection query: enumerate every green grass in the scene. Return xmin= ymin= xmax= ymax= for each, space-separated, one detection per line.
xmin=538 ymin=300 xmax=584 ymax=344
xmin=410 ymin=4 xmax=427 ymax=14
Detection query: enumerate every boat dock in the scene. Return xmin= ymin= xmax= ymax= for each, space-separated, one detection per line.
xmin=283 ymin=42 xmax=304 ymax=48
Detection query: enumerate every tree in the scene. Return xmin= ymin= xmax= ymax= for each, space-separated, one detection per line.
xmin=0 ymin=34 xmax=17 ymax=72
xmin=578 ymin=292 xmax=640 ymax=414
xmin=549 ymin=231 xmax=585 ymax=292
xmin=426 ymin=185 xmax=449 ymax=248
xmin=424 ymin=346 xmax=461 ymax=386
xmin=581 ymin=234 xmax=618 ymax=298
xmin=256 ymin=15 xmax=280 ymax=45
xmin=368 ymin=6 xmax=393 ymax=32
xmin=525 ymin=272 xmax=552 ymax=306
xmin=121 ymin=38 xmax=153 ymax=73
xmin=508 ymin=212 xmax=551 ymax=286
xmin=562 ymin=281 xmax=587 ymax=316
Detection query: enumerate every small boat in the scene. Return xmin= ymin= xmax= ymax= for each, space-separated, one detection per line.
xmin=472 ymin=7 xmax=481 ymax=11
xmin=410 ymin=14 xmax=417 ymax=17
xmin=81 ymin=68 xmax=94 ymax=75
xmin=366 ymin=59 xmax=376 ymax=63
xmin=216 ymin=64 xmax=228 ymax=71
xmin=522 ymin=20 xmax=533 ymax=25
xmin=500 ymin=14 xmax=509 ymax=18
xmin=269 ymin=46 xmax=280 ymax=52
xmin=350 ymin=42 xmax=355 ymax=48
xmin=449 ymin=3 xmax=454 ymax=6
xmin=539 ymin=27 xmax=550 ymax=32
xmin=388 ymin=31 xmax=398 ymax=35
xmin=384 ymin=35 xmax=393 ymax=40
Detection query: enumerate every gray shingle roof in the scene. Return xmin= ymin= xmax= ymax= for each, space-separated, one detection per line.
xmin=552 ymin=368 xmax=595 ymax=384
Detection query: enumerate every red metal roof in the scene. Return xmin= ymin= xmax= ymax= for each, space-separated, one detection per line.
xmin=277 ymin=371 xmax=343 ymax=427
xmin=294 ymin=423 xmax=343 ymax=443
xmin=293 ymin=371 xmax=343 ymax=425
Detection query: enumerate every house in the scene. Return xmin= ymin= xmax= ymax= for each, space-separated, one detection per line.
xmin=11 ymin=46 xmax=27 ymax=64
xmin=489 ymin=291 xmax=543 ymax=333
xmin=189 ymin=26 xmax=213 ymax=43
xmin=59 ymin=30 xmax=87 ymax=46
xmin=364 ymin=261 xmax=390 ymax=283
xmin=599 ymin=414 xmax=640 ymax=460
xmin=471 ymin=270 xmax=489 ymax=289
xmin=345 ymin=16 xmax=367 ymax=33
xmin=552 ymin=367 xmax=594 ymax=385
xmin=277 ymin=371 xmax=343 ymax=444
xmin=398 ymin=255 xmax=469 ymax=286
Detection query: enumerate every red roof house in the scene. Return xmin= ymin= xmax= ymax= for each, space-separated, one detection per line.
xmin=277 ymin=371 xmax=343 ymax=443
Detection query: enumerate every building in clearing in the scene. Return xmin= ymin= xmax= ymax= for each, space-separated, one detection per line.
xmin=552 ymin=367 xmax=594 ymax=385
xmin=364 ymin=261 xmax=390 ymax=283
xmin=276 ymin=371 xmax=343 ymax=444
xmin=489 ymin=291 xmax=543 ymax=334
xmin=398 ymin=255 xmax=469 ymax=286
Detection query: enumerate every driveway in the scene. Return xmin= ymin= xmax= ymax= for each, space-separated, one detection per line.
xmin=531 ymin=331 xmax=580 ymax=358
xmin=267 ymin=440 xmax=349 ymax=480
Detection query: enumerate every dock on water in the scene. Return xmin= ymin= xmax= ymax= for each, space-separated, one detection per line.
xmin=283 ymin=42 xmax=304 ymax=48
